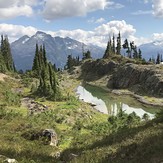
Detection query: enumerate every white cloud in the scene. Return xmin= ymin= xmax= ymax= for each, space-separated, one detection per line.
xmin=42 ymin=0 xmax=118 ymax=20
xmin=95 ymin=20 xmax=136 ymax=37
xmin=0 ymin=20 xmax=156 ymax=47
xmin=95 ymin=18 xmax=106 ymax=23
xmin=0 ymin=23 xmax=37 ymax=42
xmin=152 ymin=0 xmax=163 ymax=18
xmin=152 ymin=33 xmax=163 ymax=41
xmin=47 ymin=20 xmax=137 ymax=47
xmin=88 ymin=17 xmax=106 ymax=24
xmin=0 ymin=0 xmax=37 ymax=19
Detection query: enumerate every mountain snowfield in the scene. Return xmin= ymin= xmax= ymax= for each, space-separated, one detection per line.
xmin=11 ymin=31 xmax=104 ymax=71
xmin=139 ymin=41 xmax=163 ymax=60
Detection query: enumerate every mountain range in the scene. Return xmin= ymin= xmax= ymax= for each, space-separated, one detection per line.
xmin=11 ymin=31 xmax=163 ymax=71
xmin=139 ymin=41 xmax=163 ymax=60
xmin=11 ymin=31 xmax=104 ymax=71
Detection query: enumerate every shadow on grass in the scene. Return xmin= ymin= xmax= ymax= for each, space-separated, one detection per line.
xmin=60 ymin=119 xmax=163 ymax=163
xmin=0 ymin=148 xmax=58 ymax=163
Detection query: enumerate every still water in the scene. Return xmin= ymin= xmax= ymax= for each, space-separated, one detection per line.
xmin=76 ymin=85 xmax=161 ymax=119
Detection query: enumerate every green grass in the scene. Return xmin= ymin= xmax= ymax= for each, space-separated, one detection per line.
xmin=0 ymin=73 xmax=163 ymax=163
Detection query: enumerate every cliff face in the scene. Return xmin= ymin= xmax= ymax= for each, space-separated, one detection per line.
xmin=80 ymin=59 xmax=118 ymax=81
xmin=110 ymin=63 xmax=163 ymax=97
xmin=80 ymin=60 xmax=163 ymax=97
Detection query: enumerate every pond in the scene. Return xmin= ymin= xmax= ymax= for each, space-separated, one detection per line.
xmin=76 ymin=85 xmax=162 ymax=119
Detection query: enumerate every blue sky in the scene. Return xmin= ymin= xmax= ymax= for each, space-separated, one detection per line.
xmin=0 ymin=0 xmax=163 ymax=47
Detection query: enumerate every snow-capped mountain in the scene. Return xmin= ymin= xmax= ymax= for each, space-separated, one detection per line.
xmin=11 ymin=31 xmax=104 ymax=70
xmin=139 ymin=41 xmax=163 ymax=60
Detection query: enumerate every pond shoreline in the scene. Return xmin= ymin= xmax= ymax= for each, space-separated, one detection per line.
xmin=86 ymin=82 xmax=163 ymax=108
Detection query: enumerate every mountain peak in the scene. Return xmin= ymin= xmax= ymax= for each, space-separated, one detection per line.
xmin=35 ymin=31 xmax=46 ymax=35
xmin=11 ymin=32 xmax=104 ymax=70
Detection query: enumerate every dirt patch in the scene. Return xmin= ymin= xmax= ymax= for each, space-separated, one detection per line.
xmin=0 ymin=73 xmax=8 ymax=81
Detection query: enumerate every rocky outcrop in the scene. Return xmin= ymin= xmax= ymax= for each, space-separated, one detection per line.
xmin=21 ymin=98 xmax=49 ymax=115
xmin=108 ymin=63 xmax=163 ymax=97
xmin=80 ymin=59 xmax=118 ymax=81
xmin=80 ymin=59 xmax=163 ymax=97
xmin=42 ymin=129 xmax=58 ymax=146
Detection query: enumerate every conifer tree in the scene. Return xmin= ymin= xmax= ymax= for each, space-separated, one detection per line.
xmin=83 ymin=50 xmax=91 ymax=60
xmin=116 ymin=31 xmax=121 ymax=55
xmin=0 ymin=35 xmax=14 ymax=72
xmin=32 ymin=43 xmax=39 ymax=74
xmin=123 ymin=39 xmax=131 ymax=58
xmin=66 ymin=55 xmax=73 ymax=69
xmin=112 ymin=34 xmax=116 ymax=54
xmin=103 ymin=37 xmax=112 ymax=58
xmin=32 ymin=44 xmax=60 ymax=99
xmin=138 ymin=49 xmax=142 ymax=59
xmin=156 ymin=53 xmax=161 ymax=64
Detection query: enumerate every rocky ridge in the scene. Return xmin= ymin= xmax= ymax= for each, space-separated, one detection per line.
xmin=78 ymin=59 xmax=163 ymax=97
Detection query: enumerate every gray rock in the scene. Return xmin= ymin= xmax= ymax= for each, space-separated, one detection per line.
xmin=42 ymin=129 xmax=58 ymax=146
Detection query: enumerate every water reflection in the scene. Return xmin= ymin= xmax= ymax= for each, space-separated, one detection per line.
xmin=76 ymin=86 xmax=108 ymax=114
xmin=76 ymin=86 xmax=155 ymax=119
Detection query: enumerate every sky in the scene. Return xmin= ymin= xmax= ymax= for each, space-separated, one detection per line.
xmin=0 ymin=0 xmax=163 ymax=48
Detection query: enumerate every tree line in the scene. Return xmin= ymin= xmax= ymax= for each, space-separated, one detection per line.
xmin=103 ymin=32 xmax=142 ymax=60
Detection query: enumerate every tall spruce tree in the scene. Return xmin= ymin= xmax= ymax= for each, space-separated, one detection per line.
xmin=156 ymin=53 xmax=161 ymax=64
xmin=116 ymin=31 xmax=121 ymax=55
xmin=32 ymin=43 xmax=39 ymax=75
xmin=0 ymin=35 xmax=15 ymax=71
xmin=112 ymin=34 xmax=116 ymax=54
xmin=103 ymin=37 xmax=112 ymax=58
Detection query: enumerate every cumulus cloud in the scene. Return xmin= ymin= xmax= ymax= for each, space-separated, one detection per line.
xmin=0 ymin=20 xmax=152 ymax=47
xmin=42 ymin=0 xmax=111 ymax=20
xmin=47 ymin=20 xmax=137 ymax=47
xmin=0 ymin=23 xmax=37 ymax=42
xmin=152 ymin=0 xmax=163 ymax=18
xmin=95 ymin=20 xmax=136 ymax=37
xmin=0 ymin=0 xmax=37 ymax=19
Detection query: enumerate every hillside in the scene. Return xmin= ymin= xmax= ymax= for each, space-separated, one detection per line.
xmin=0 ymin=70 xmax=163 ymax=163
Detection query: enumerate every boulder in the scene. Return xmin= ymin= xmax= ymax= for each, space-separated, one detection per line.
xmin=42 ymin=129 xmax=58 ymax=146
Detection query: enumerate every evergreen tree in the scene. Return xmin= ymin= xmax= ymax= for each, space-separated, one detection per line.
xmin=66 ymin=55 xmax=74 ymax=69
xmin=133 ymin=46 xmax=138 ymax=59
xmin=0 ymin=35 xmax=14 ymax=72
xmin=112 ymin=34 xmax=116 ymax=54
xmin=123 ymin=39 xmax=131 ymax=58
xmin=103 ymin=37 xmax=112 ymax=58
xmin=138 ymin=49 xmax=142 ymax=59
xmin=116 ymin=31 xmax=121 ymax=55
xmin=43 ymin=44 xmax=47 ymax=67
xmin=32 ymin=44 xmax=60 ymax=99
xmin=32 ymin=43 xmax=39 ymax=74
xmin=130 ymin=41 xmax=135 ymax=58
xmin=53 ymin=63 xmax=57 ymax=72
xmin=156 ymin=53 xmax=161 ymax=64
xmin=161 ymin=54 xmax=163 ymax=62
xmin=83 ymin=50 xmax=91 ymax=60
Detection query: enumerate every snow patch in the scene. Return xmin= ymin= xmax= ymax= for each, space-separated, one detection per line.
xmin=34 ymin=33 xmax=45 ymax=40
xmin=22 ymin=38 xmax=29 ymax=44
